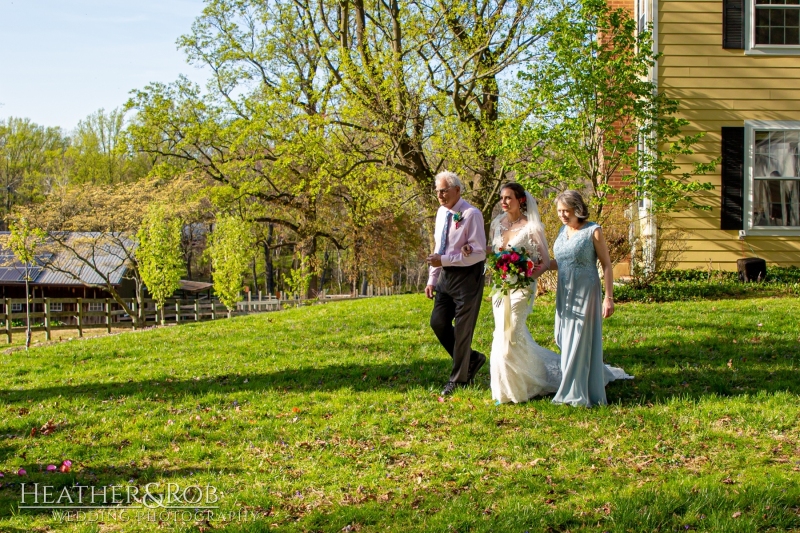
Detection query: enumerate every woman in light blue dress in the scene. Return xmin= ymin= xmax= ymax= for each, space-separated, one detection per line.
xmin=547 ymin=190 xmax=632 ymax=407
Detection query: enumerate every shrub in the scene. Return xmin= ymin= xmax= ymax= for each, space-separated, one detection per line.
xmin=615 ymin=267 xmax=800 ymax=303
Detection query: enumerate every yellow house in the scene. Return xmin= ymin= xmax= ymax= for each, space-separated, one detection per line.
xmin=643 ymin=0 xmax=800 ymax=269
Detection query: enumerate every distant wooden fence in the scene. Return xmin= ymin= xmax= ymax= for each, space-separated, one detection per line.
xmin=1 ymin=297 xmax=272 ymax=344
xmin=1 ymin=288 xmax=404 ymax=344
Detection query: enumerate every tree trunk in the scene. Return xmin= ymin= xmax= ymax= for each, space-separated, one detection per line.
xmin=360 ymin=273 xmax=368 ymax=296
xmin=251 ymin=259 xmax=259 ymax=294
xmin=24 ymin=278 xmax=31 ymax=350
xmin=132 ymin=280 xmax=147 ymax=329
xmin=297 ymin=235 xmax=318 ymax=299
xmin=185 ymin=251 xmax=193 ymax=280
xmin=317 ymin=248 xmax=330 ymax=295
xmin=264 ymin=224 xmax=275 ymax=295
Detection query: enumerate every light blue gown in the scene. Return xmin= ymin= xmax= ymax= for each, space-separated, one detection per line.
xmin=552 ymin=222 xmax=631 ymax=407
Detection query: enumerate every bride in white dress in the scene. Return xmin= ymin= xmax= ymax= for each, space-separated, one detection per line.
xmin=466 ymin=183 xmax=630 ymax=404
xmin=484 ymin=184 xmax=561 ymax=403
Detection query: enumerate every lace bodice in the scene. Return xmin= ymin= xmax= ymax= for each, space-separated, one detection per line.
xmin=490 ymin=218 xmax=547 ymax=263
xmin=553 ymin=222 xmax=598 ymax=273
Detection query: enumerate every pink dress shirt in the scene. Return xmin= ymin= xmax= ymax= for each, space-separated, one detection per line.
xmin=427 ymin=197 xmax=487 ymax=287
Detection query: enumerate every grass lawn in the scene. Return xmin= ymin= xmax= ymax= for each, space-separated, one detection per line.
xmin=1 ymin=327 xmax=133 ymax=350
xmin=0 ymin=292 xmax=798 ymax=532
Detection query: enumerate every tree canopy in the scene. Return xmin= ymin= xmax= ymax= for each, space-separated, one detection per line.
xmin=2 ymin=0 xmax=719 ymax=299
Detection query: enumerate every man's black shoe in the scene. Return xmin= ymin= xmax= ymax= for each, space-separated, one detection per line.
xmin=441 ymin=381 xmax=466 ymax=396
xmin=468 ymin=352 xmax=486 ymax=383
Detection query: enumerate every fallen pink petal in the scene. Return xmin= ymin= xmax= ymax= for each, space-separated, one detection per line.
xmin=17 ymin=468 xmax=26 ymax=476
xmin=46 ymin=464 xmax=57 ymax=472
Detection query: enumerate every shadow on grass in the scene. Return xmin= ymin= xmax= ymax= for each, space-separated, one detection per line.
xmin=603 ymin=336 xmax=800 ymax=404
xmin=0 ymin=360 xmax=449 ymax=405
xmin=2 ymin=335 xmax=799 ymax=406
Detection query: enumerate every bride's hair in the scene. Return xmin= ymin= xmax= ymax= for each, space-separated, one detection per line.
xmin=500 ymin=182 xmax=527 ymax=210
xmin=494 ymin=182 xmax=550 ymax=268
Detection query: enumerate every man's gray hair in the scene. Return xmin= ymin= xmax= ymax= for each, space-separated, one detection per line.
xmin=435 ymin=171 xmax=463 ymax=191
xmin=555 ymin=190 xmax=590 ymax=221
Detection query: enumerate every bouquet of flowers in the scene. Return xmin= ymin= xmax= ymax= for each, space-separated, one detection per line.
xmin=485 ymin=245 xmax=540 ymax=299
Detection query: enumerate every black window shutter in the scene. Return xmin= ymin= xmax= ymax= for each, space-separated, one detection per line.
xmin=720 ymin=127 xmax=745 ymax=230
xmin=723 ymin=0 xmax=744 ymax=49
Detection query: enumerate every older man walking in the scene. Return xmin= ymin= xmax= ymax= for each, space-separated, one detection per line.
xmin=425 ymin=171 xmax=487 ymax=396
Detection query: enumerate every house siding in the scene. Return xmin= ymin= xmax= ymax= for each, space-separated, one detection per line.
xmin=659 ymin=0 xmax=800 ymax=269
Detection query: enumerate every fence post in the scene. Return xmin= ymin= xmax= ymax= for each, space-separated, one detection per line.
xmin=194 ymin=299 xmax=199 ymax=321
xmin=211 ymin=300 xmax=216 ymax=320
xmin=105 ymin=298 xmax=111 ymax=333
xmin=175 ymin=300 xmax=180 ymax=324
xmin=130 ymin=299 xmax=137 ymax=331
xmin=4 ymin=298 xmax=10 ymax=344
xmin=76 ymin=298 xmax=83 ymax=338
xmin=44 ymin=297 xmax=51 ymax=341
xmin=247 ymin=291 xmax=252 ymax=312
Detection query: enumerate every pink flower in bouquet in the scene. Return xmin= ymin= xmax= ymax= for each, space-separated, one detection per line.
xmin=510 ymin=253 xmax=519 ymax=262
xmin=526 ymin=260 xmax=534 ymax=277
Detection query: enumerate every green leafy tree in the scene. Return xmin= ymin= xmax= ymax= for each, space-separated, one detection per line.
xmin=0 ymin=118 xmax=66 ymax=223
xmin=68 ymin=108 xmax=150 ymax=185
xmin=127 ymin=77 xmax=346 ymax=295
xmin=128 ymin=0 xmax=558 ymax=263
xmin=136 ymin=204 xmax=186 ymax=324
xmin=207 ymin=215 xmax=255 ymax=314
xmin=6 ymin=218 xmax=47 ymax=350
xmin=10 ymin=178 xmax=196 ymax=328
xmin=512 ymin=0 xmax=715 ymax=216
xmin=284 ymin=254 xmax=313 ymax=300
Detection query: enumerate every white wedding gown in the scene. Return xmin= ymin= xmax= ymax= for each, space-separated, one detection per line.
xmin=489 ymin=220 xmax=631 ymax=404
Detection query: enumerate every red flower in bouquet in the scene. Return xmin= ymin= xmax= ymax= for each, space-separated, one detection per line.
xmin=485 ymin=244 xmax=541 ymax=298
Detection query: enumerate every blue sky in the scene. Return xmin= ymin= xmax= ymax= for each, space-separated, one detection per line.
xmin=0 ymin=0 xmax=209 ymax=132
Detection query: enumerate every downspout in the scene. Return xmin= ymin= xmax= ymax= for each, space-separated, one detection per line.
xmin=635 ymin=0 xmax=659 ymax=276
xmin=645 ymin=0 xmax=659 ymax=274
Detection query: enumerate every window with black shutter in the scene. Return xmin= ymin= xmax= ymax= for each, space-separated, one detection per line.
xmin=723 ymin=0 xmax=745 ymax=49
xmin=721 ymin=127 xmax=745 ymax=230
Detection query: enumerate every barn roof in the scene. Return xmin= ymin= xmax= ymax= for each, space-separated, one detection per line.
xmin=0 ymin=232 xmax=133 ymax=287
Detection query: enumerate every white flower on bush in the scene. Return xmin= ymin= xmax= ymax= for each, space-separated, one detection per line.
xmin=507 ymin=274 xmax=518 ymax=285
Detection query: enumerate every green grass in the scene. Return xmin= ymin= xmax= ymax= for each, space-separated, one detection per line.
xmin=0 ymin=292 xmax=798 ymax=532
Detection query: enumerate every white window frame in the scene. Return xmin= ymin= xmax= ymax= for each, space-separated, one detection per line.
xmin=87 ymin=302 xmax=104 ymax=312
xmin=743 ymin=120 xmax=800 ymax=236
xmin=50 ymin=302 xmax=62 ymax=312
xmin=11 ymin=303 xmax=23 ymax=312
xmin=746 ymin=0 xmax=800 ymax=55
